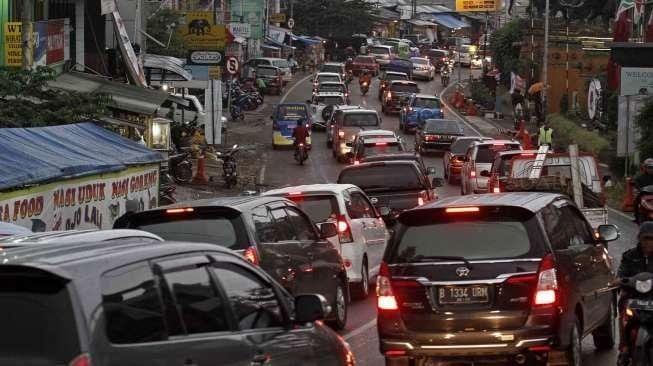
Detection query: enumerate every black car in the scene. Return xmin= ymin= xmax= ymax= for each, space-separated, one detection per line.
xmin=378 ymin=71 xmax=410 ymax=101
xmin=0 ymin=240 xmax=355 ymax=366
xmin=360 ymin=152 xmax=434 ymax=178
xmin=378 ymin=192 xmax=619 ymax=366
xmin=114 ymin=196 xmax=349 ymax=330
xmin=414 ymin=118 xmax=465 ymax=153
xmin=381 ymin=81 xmax=420 ymax=115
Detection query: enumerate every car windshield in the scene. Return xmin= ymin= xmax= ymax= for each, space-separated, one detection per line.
xmin=256 ymin=67 xmax=277 ymax=76
xmin=127 ymin=212 xmax=248 ymax=250
xmin=321 ymin=65 xmax=342 ymax=73
xmin=272 ymin=60 xmax=289 ymax=68
xmin=363 ymin=143 xmax=403 ymax=156
xmin=277 ymin=105 xmax=308 ymax=120
xmin=286 ymin=195 xmax=339 ymax=223
xmin=339 ymin=165 xmax=423 ymax=190
xmin=424 ymin=120 xmax=460 ymax=134
xmin=343 ymin=113 xmax=379 ymax=127
xmin=318 ymin=75 xmax=340 ymax=83
xmin=476 ymin=144 xmax=521 ymax=163
xmin=371 ymin=46 xmax=390 ymax=55
xmin=451 ymin=138 xmax=480 ymax=154
xmin=414 ymin=98 xmax=441 ymax=108
xmin=317 ymin=96 xmax=344 ymax=105
xmin=390 ymin=84 xmax=418 ymax=93
xmin=355 ymin=56 xmax=374 ymax=63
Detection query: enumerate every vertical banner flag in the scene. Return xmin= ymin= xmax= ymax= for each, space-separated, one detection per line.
xmin=4 ymin=22 xmax=22 ymax=67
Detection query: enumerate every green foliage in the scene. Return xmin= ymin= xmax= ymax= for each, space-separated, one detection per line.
xmin=635 ymin=97 xmax=653 ymax=160
xmin=559 ymin=93 xmax=569 ymax=114
xmin=490 ymin=20 xmax=523 ymax=73
xmin=0 ymin=67 xmax=110 ymax=128
xmin=146 ymin=8 xmax=187 ymax=58
xmin=469 ymin=79 xmax=493 ymax=106
xmin=547 ymin=113 xmax=609 ymax=155
xmin=293 ymin=0 xmax=375 ymax=39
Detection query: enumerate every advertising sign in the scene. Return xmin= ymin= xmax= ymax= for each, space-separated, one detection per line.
xmin=228 ymin=22 xmax=251 ymax=38
xmin=4 ymin=22 xmax=22 ymax=67
xmin=620 ymin=67 xmax=653 ymax=96
xmin=270 ymin=13 xmax=286 ymax=23
xmin=188 ymin=50 xmax=225 ymax=65
xmin=0 ymin=166 xmax=159 ymax=232
xmin=180 ymin=12 xmax=229 ymax=50
xmin=455 ymin=0 xmax=499 ymax=12
xmin=47 ymin=19 xmax=65 ymax=65
xmin=230 ymin=0 xmax=264 ymax=39
xmin=33 ymin=22 xmax=48 ymax=66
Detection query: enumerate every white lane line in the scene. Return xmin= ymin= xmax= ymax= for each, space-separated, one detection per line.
xmin=440 ymin=82 xmax=482 ymax=137
xmin=280 ymin=74 xmax=314 ymax=103
xmin=343 ymin=318 xmax=377 ymax=341
xmin=258 ymin=154 xmax=267 ymax=184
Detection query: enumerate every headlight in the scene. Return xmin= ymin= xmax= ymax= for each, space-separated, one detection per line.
xmin=636 ymin=279 xmax=653 ymax=293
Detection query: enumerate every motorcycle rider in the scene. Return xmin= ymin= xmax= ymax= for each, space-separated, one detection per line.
xmin=634 ymin=158 xmax=653 ymax=223
xmin=617 ymin=221 xmax=653 ymax=366
xmin=359 ymin=69 xmax=372 ymax=87
xmin=440 ymin=63 xmax=451 ymax=85
xmin=292 ymin=118 xmax=310 ymax=158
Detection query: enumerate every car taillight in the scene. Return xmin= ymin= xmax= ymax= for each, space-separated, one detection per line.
xmin=470 ymin=170 xmax=476 ymax=178
xmin=534 ymin=254 xmax=558 ymax=306
xmin=243 ymin=246 xmax=259 ymax=265
xmin=69 ymin=354 xmax=90 ymax=366
xmin=166 ymin=208 xmax=194 ymax=214
xmin=353 ymin=160 xmax=360 ymax=165
xmin=386 ymin=91 xmax=392 ymax=99
xmin=375 ymin=142 xmax=387 ymax=146
xmin=418 ymin=197 xmax=425 ymax=206
xmin=445 ymin=206 xmax=480 ymax=213
xmin=377 ymin=262 xmax=398 ymax=310
xmin=337 ymin=215 xmax=353 ymax=243
xmin=493 ymin=187 xmax=501 ymax=193
xmin=425 ymin=135 xmax=438 ymax=141
xmin=338 ymin=130 xmax=345 ymax=138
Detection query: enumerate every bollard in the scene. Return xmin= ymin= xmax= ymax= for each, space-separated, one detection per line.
xmin=192 ymin=154 xmax=209 ymax=185
xmin=622 ymin=177 xmax=635 ymax=212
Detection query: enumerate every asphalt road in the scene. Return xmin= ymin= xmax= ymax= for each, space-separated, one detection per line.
xmin=260 ymin=68 xmax=638 ymax=366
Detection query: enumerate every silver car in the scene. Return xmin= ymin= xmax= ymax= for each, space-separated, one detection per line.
xmin=460 ymin=140 xmax=522 ymax=195
xmin=410 ymin=57 xmax=435 ymax=80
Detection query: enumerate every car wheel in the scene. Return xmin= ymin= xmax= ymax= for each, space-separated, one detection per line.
xmin=351 ymin=261 xmax=370 ymax=300
xmin=326 ymin=281 xmax=348 ymax=331
xmin=592 ymin=302 xmax=616 ymax=350
xmin=566 ymin=318 xmax=582 ymax=366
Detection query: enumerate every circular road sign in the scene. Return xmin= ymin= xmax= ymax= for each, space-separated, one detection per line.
xmin=287 ymin=18 xmax=295 ymax=29
xmin=226 ymin=57 xmax=240 ymax=75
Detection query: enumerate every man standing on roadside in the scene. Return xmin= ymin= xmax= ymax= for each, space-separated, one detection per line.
xmin=538 ymin=122 xmax=553 ymax=150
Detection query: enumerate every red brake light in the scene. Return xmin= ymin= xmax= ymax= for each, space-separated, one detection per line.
xmin=166 ymin=208 xmax=194 ymax=214
xmin=288 ymin=191 xmax=303 ymax=196
xmin=378 ymin=295 xmax=399 ymax=310
xmin=493 ymin=143 xmax=505 ymax=147
xmin=338 ymin=130 xmax=345 ymax=138
xmin=492 ymin=187 xmax=501 ymax=193
xmin=354 ymin=160 xmax=360 ymax=165
xmin=386 ymin=350 xmax=407 ymax=357
xmin=445 ymin=207 xmax=480 ymax=213
xmin=69 ymin=354 xmax=91 ymax=366
xmin=418 ymin=197 xmax=425 ymax=206
xmin=243 ymin=246 xmax=259 ymax=265
xmin=470 ymin=170 xmax=476 ymax=178
xmin=337 ymin=215 xmax=353 ymax=243
xmin=377 ymin=263 xmax=398 ymax=310
xmin=375 ymin=142 xmax=387 ymax=146
xmin=533 ymin=254 xmax=557 ymax=306
xmin=520 ymin=153 xmax=535 ymax=157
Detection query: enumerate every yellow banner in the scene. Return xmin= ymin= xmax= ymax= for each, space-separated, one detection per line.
xmin=4 ymin=22 xmax=22 ymax=66
xmin=179 ymin=12 xmax=228 ymax=50
xmin=270 ymin=13 xmax=286 ymax=23
xmin=455 ymin=0 xmax=499 ymax=12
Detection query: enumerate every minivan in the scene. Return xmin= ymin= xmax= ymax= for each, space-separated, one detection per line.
xmin=331 ymin=108 xmax=381 ymax=162
xmin=369 ymin=45 xmax=394 ymax=66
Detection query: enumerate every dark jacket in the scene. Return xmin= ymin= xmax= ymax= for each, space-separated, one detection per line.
xmin=618 ymin=244 xmax=653 ymax=278
xmin=634 ymin=173 xmax=653 ymax=190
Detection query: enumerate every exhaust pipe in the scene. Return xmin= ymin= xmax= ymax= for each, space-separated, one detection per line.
xmin=514 ymin=354 xmax=526 ymax=364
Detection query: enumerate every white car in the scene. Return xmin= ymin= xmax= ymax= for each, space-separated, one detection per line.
xmin=263 ymin=184 xmax=389 ymax=300
xmin=460 ymin=140 xmax=522 ymax=195
xmin=309 ymin=92 xmax=347 ymax=130
xmin=245 ymin=57 xmax=293 ymax=83
xmin=350 ymin=129 xmax=406 ymax=164
xmin=313 ymin=72 xmax=343 ymax=91
xmin=410 ymin=57 xmax=435 ymax=80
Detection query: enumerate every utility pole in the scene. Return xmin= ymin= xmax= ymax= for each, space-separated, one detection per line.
xmin=541 ymin=0 xmax=550 ymax=123
xmin=289 ymin=0 xmax=293 ymax=50
xmin=21 ymin=0 xmax=34 ymax=69
xmin=134 ymin=0 xmax=145 ymax=70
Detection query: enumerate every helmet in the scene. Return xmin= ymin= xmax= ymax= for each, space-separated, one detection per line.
xmin=642 ymin=158 xmax=653 ymax=173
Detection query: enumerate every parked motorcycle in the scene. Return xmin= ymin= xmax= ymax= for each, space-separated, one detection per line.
xmin=295 ymin=143 xmax=308 ymax=165
xmin=230 ymin=103 xmax=245 ymax=121
xmin=159 ymin=184 xmax=177 ymax=205
xmin=216 ymin=144 xmax=240 ymax=188
xmin=620 ymin=272 xmax=653 ymax=365
xmin=169 ymin=150 xmax=193 ymax=184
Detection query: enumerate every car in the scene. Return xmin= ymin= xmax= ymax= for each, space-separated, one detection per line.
xmin=487 ymin=150 xmax=540 ymax=193
xmin=378 ymin=71 xmax=409 ymax=101
xmin=414 ymin=118 xmax=465 ymax=154
xmin=410 ymin=57 xmax=435 ymax=80
xmin=460 ymin=139 xmax=522 ymax=195
xmin=350 ymin=130 xmax=406 ymax=164
xmin=263 ymin=184 xmax=389 ymax=300
xmin=319 ymin=62 xmax=348 ymax=82
xmin=399 ymin=94 xmax=444 ymax=133
xmin=0 ymin=229 xmax=163 ymax=249
xmin=309 ymin=92 xmax=347 ymax=130
xmin=158 ymin=93 xmax=206 ymax=125
xmin=369 ymin=44 xmax=395 ymax=65
xmin=384 ymin=58 xmax=413 ymax=78
xmin=325 ymin=105 xmax=366 ymax=148
xmin=270 ymin=103 xmax=312 ymax=149
xmin=350 ymin=55 xmax=379 ymax=76
xmin=443 ymin=136 xmax=493 ymax=184
xmin=315 ymin=81 xmax=350 ymax=103
xmin=313 ymin=72 xmax=344 ymax=92
xmin=337 ymin=160 xmax=442 ymax=226
xmin=331 ymin=108 xmax=381 ymax=162
xmin=0 ymin=222 xmax=31 ymax=238
xmin=255 ymin=65 xmax=284 ymax=95
xmin=455 ymin=44 xmax=474 ymax=67
xmin=382 ymin=80 xmax=420 ymax=115
xmin=422 ymin=49 xmax=451 ymax=71
xmin=384 ymin=41 xmax=411 ymax=59
xmin=377 ymin=192 xmax=619 ymax=366
xmin=0 ymin=240 xmax=356 ymax=366
xmin=114 ymin=196 xmax=350 ymax=329
xmin=245 ymin=57 xmax=292 ymax=83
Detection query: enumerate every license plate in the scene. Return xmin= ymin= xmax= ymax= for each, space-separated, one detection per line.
xmin=438 ymin=285 xmax=489 ymax=305
xmin=629 ymin=299 xmax=653 ymax=310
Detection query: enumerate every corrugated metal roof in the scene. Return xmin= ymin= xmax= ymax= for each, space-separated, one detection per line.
xmin=408 ymin=19 xmax=438 ymax=26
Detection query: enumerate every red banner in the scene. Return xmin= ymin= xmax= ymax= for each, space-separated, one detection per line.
xmin=47 ymin=19 xmax=65 ymax=65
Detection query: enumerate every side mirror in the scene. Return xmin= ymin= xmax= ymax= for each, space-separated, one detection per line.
xmin=597 ymin=224 xmax=620 ymax=242
xmin=379 ymin=206 xmax=391 ymax=217
xmin=432 ymin=177 xmax=444 ymax=187
xmin=480 ymin=170 xmax=491 ymax=177
xmin=427 ymin=166 xmax=437 ymax=175
xmin=319 ymin=222 xmax=338 ymax=238
xmin=294 ymin=294 xmax=329 ymax=323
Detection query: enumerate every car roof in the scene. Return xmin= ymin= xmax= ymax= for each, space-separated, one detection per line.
xmin=315 ymin=91 xmax=345 ymax=96
xmin=410 ymin=57 xmax=428 ymax=61
xmin=156 ymin=195 xmax=292 ymax=212
xmin=0 ymin=229 xmax=163 ymax=245
xmin=341 ymin=108 xmax=378 ymax=115
xmin=385 ymin=71 xmax=408 ymax=76
xmin=362 ymin=152 xmax=420 ymax=161
xmin=390 ymin=80 xmax=417 ymax=85
xmin=424 ymin=118 xmax=460 ymax=124
xmin=415 ymin=192 xmax=564 ymax=213
xmin=473 ymin=139 xmax=521 ymax=146
xmin=316 ymin=72 xmax=341 ymax=77
xmin=323 ymin=62 xmax=345 ymax=66
xmin=320 ymin=81 xmax=345 ymax=85
xmin=413 ymin=94 xmax=440 ymax=100
xmin=455 ymin=136 xmax=491 ymax=141
xmin=357 ymin=129 xmax=396 ymax=137
xmin=340 ymin=159 xmax=420 ymax=173
xmin=335 ymin=105 xmax=364 ymax=111
xmin=371 ymin=45 xmax=393 ymax=49
xmin=263 ymin=184 xmax=358 ymax=196
xmin=0 ymin=222 xmax=31 ymax=236
xmin=497 ymin=149 xmax=539 ymax=157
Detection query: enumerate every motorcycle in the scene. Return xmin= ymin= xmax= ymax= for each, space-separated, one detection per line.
xmin=360 ymin=80 xmax=369 ymax=95
xmin=159 ymin=184 xmax=177 ymax=205
xmin=441 ymin=69 xmax=450 ymax=87
xmin=169 ymin=150 xmax=193 ymax=184
xmin=635 ymin=185 xmax=653 ymax=224
xmin=216 ymin=144 xmax=240 ymax=188
xmin=620 ymin=272 xmax=653 ymax=365
xmin=230 ymin=103 xmax=245 ymax=121
xmin=295 ymin=143 xmax=308 ymax=165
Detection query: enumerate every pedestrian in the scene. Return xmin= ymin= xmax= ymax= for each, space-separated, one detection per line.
xmin=538 ymin=122 xmax=553 ymax=150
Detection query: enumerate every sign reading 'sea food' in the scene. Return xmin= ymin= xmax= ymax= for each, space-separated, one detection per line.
xmin=0 ymin=165 xmax=159 ymax=232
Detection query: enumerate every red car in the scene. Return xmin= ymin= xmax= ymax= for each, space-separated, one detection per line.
xmin=350 ymin=55 xmax=379 ymax=76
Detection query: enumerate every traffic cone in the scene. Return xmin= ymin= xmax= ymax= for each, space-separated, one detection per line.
xmin=622 ymin=177 xmax=635 ymax=212
xmin=192 ymin=154 xmax=209 ymax=185
xmin=517 ymin=121 xmax=533 ymax=149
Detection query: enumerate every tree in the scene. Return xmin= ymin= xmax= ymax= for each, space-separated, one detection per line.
xmin=146 ymin=8 xmax=187 ymax=58
xmin=0 ymin=67 xmax=110 ymax=128
xmin=490 ymin=20 xmax=524 ymax=74
xmin=636 ymin=97 xmax=653 ymax=160
xmin=292 ymin=0 xmax=375 ymax=40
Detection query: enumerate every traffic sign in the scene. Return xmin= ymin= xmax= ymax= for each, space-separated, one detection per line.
xmin=226 ymin=57 xmax=240 ymax=75
xmin=287 ymin=18 xmax=295 ymax=29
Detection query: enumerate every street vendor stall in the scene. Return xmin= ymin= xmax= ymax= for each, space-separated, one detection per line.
xmin=0 ymin=123 xmax=164 ymax=232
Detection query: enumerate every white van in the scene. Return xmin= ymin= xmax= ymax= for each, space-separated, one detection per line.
xmin=245 ymin=57 xmax=293 ymax=83
xmin=369 ymin=45 xmax=394 ymax=65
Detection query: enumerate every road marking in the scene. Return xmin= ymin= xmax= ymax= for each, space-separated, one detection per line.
xmin=280 ymin=74 xmax=314 ymax=103
xmin=440 ymin=82 xmax=482 ymax=136
xmin=343 ymin=318 xmax=377 ymax=341
xmin=608 ymin=207 xmax=634 ymax=221
xmin=258 ymin=153 xmax=267 ymax=184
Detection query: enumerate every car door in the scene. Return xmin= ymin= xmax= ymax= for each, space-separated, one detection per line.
xmin=209 ymin=258 xmax=317 ymax=366
xmin=351 ymin=189 xmax=387 ymax=276
xmin=462 ymin=147 xmax=474 ymax=193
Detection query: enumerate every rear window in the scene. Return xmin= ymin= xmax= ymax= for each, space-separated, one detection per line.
xmin=286 ymin=195 xmax=339 ymax=223
xmin=425 ymin=120 xmax=460 ymax=134
xmin=451 ymin=138 xmax=479 ymax=154
xmin=390 ymin=83 xmax=418 ymax=93
xmin=0 ymin=269 xmax=80 ymax=365
xmin=343 ymin=113 xmax=379 ymax=127
xmin=339 ymin=165 xmax=423 ymax=190
xmin=426 ymin=50 xmax=447 ymax=58
xmin=319 ymin=84 xmax=345 ymax=93
xmin=257 ymin=67 xmax=277 ymax=76
xmin=363 ymin=142 xmax=403 ymax=156
xmin=124 ymin=211 xmax=249 ymax=250
xmin=354 ymin=56 xmax=374 ymax=63
xmin=318 ymin=75 xmax=340 ymax=83
xmin=371 ymin=46 xmax=390 ymax=55
xmin=411 ymin=58 xmax=428 ymax=65
xmin=272 ymin=60 xmax=289 ymax=68
xmin=476 ymin=144 xmax=521 ymax=163
xmin=320 ymin=65 xmax=342 ymax=73
xmin=414 ymin=98 xmax=441 ymax=109
xmin=386 ymin=73 xmax=408 ymax=81
xmin=277 ymin=105 xmax=308 ymax=120
xmin=317 ymin=96 xmax=344 ymax=105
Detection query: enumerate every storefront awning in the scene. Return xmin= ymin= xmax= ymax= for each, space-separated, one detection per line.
xmin=144 ymin=54 xmax=192 ymax=82
xmin=291 ymin=34 xmax=320 ymax=45
xmin=429 ymin=13 xmax=470 ymax=29
xmin=407 ymin=19 xmax=437 ymax=26
xmin=49 ymin=72 xmax=170 ymax=116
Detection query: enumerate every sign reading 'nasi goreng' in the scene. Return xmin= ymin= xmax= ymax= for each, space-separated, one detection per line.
xmin=0 ymin=166 xmax=159 ymax=233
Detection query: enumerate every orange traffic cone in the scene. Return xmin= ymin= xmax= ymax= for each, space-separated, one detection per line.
xmin=192 ymin=154 xmax=209 ymax=185
xmin=517 ymin=121 xmax=533 ymax=149
xmin=622 ymin=177 xmax=635 ymax=212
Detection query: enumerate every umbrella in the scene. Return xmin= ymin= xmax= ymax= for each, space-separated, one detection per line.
xmin=528 ymin=82 xmax=544 ymax=95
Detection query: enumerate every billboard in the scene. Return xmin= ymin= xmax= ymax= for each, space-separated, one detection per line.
xmin=47 ymin=19 xmax=65 ymax=65
xmin=180 ymin=12 xmax=230 ymax=50
xmin=230 ymin=0 xmax=264 ymax=39
xmin=620 ymin=67 xmax=653 ymax=96
xmin=4 ymin=22 xmax=22 ymax=66
xmin=0 ymin=165 xmax=159 ymax=232
xmin=455 ymin=0 xmax=499 ymax=12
